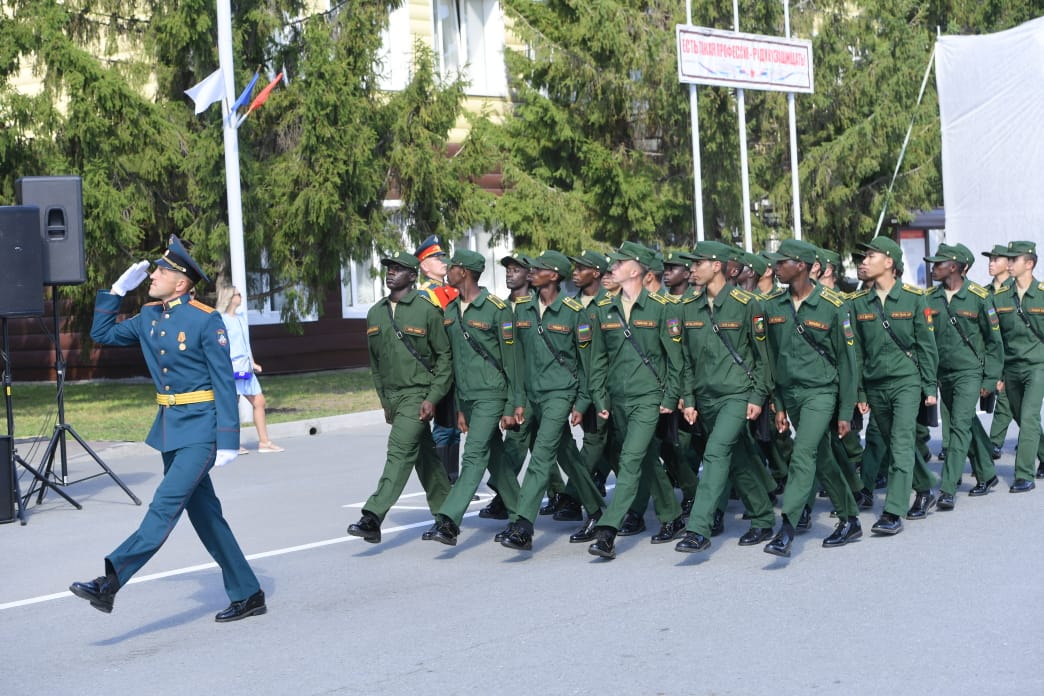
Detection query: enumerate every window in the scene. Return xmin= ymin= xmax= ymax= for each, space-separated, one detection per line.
xmin=433 ymin=0 xmax=507 ymax=96
xmin=247 ymin=250 xmax=318 ymax=325
xmin=377 ymin=2 xmax=412 ymax=91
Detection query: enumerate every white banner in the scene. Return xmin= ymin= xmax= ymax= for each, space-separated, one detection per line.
xmin=936 ymin=17 xmax=1044 ymax=285
xmin=676 ymin=25 xmax=813 ymax=94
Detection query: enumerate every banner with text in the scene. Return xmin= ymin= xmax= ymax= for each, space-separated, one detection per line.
xmin=676 ymin=25 xmax=813 ymax=94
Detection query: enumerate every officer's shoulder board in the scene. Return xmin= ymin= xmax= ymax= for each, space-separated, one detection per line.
xmin=924 ymin=285 xmax=940 ymax=296
xmin=514 ymin=293 xmax=533 ymax=304
xmin=761 ymin=287 xmax=785 ymax=301
xmin=189 ymin=299 xmax=215 ymax=313
xmin=562 ymin=296 xmax=584 ymax=312
xmin=487 ymin=293 xmax=507 ymax=310
xmin=967 ymin=282 xmax=989 ymax=300
xmin=901 ymin=283 xmax=923 ymax=296
xmin=820 ymin=288 xmax=845 ymax=308
xmin=595 ymin=296 xmax=614 ymax=307
xmin=729 ymin=287 xmax=752 ymax=305
xmin=417 ymin=288 xmax=441 ymax=308
xmin=663 ymin=294 xmax=680 ymax=304
xmin=994 ymin=283 xmax=1012 ymax=296
xmin=1038 ymin=282 xmax=1044 ymax=292
xmin=648 ymin=292 xmax=669 ymax=305
xmin=847 ymin=288 xmax=871 ymax=300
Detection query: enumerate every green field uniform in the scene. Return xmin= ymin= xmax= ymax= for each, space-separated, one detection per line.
xmin=512 ymin=293 xmax=607 ymax=525
xmin=849 ymin=282 xmax=939 ymax=517
xmin=589 ymin=289 xmax=684 ymax=530
xmin=364 ymin=290 xmax=453 ymax=520
xmin=435 ymin=290 xmax=525 ymax=526
xmin=763 ymin=284 xmax=860 ymax=523
xmin=924 ymin=280 xmax=1003 ymax=493
xmin=681 ymin=284 xmax=776 ymax=537
xmin=993 ymin=278 xmax=1044 ymax=482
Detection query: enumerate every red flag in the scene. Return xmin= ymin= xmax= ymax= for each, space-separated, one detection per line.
xmin=245 ymin=72 xmax=284 ymax=115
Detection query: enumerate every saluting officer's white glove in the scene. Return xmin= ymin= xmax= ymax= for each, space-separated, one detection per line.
xmin=110 ymin=260 xmax=150 ymax=296
xmin=213 ymin=449 xmax=238 ymax=468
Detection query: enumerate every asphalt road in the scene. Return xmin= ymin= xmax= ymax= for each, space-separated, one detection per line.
xmin=2 ymin=412 xmax=1042 ymax=696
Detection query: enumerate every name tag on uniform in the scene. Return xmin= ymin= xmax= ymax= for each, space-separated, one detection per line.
xmin=857 ymin=313 xmax=877 ymax=321
xmin=601 ymin=322 xmax=622 ymax=330
xmin=767 ymin=316 xmax=786 ymax=324
xmin=403 ymin=326 xmax=426 ymax=336
xmin=547 ymin=323 xmax=570 ymax=333
xmin=804 ymin=319 xmax=829 ymax=331
xmin=718 ymin=321 xmax=741 ymax=329
xmin=685 ymin=320 xmax=705 ymax=328
xmin=956 ymin=310 xmax=977 ymax=319
xmin=516 ymin=320 xmax=533 ymax=328
xmin=632 ymin=319 xmax=657 ymax=328
xmin=889 ymin=311 xmax=913 ymax=319
xmin=367 ymin=325 xmax=380 ymax=336
xmin=467 ymin=320 xmax=491 ymax=330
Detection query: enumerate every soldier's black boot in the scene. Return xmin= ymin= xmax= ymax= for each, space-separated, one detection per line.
xmin=588 ymin=526 xmax=617 ymax=560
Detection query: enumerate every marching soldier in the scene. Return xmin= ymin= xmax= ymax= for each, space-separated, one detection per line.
xmin=991 ymin=241 xmax=1044 ymax=492
xmin=984 ymin=245 xmax=1014 ymax=459
xmin=71 ymin=235 xmax=266 ymax=621
xmin=923 ymin=243 xmax=1003 ymax=507
xmin=423 ymin=249 xmax=524 ymax=545
xmin=761 ymin=240 xmax=862 ymax=557
xmin=347 ymin=252 xmax=452 ymax=544
xmin=674 ymin=241 xmax=777 ymax=555
xmin=848 ymin=237 xmax=939 ymax=535
xmin=500 ymin=251 xmax=608 ymax=552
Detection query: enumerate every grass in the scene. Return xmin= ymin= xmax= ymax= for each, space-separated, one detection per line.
xmin=8 ymin=368 xmax=380 ymax=443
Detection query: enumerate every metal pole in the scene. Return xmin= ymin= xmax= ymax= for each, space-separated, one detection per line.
xmin=733 ymin=0 xmax=753 ymax=251
xmin=217 ymin=0 xmax=250 ymax=332
xmin=686 ymin=1 xmax=705 ymax=243
xmin=784 ymin=0 xmax=802 ymax=240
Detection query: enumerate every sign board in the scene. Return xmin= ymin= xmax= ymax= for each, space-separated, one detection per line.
xmin=676 ymin=25 xmax=814 ymax=94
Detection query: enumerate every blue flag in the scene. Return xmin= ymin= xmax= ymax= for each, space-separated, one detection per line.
xmin=228 ymin=71 xmax=259 ymax=123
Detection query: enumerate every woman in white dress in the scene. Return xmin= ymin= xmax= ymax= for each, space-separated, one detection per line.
xmin=218 ymin=287 xmax=284 ymax=453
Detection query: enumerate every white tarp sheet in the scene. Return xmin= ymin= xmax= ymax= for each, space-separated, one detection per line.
xmin=936 ymin=17 xmax=1044 ymax=285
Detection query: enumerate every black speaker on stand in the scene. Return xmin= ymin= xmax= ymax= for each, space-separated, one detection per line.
xmin=0 ymin=435 xmax=14 ymax=524
xmin=10 ymin=179 xmax=141 ymax=509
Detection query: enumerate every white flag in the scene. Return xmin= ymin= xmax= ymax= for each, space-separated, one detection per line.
xmin=185 ymin=68 xmax=226 ymax=115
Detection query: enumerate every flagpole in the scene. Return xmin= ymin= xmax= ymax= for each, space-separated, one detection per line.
xmin=217 ymin=0 xmax=249 ymax=326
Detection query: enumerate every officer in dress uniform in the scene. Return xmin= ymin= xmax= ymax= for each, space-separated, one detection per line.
xmin=70 ymin=235 xmax=265 ymax=622
xmin=347 ymin=252 xmax=452 ymax=543
xmin=414 ymin=235 xmax=462 ymax=484
xmin=848 ymin=236 xmax=939 ymax=535
xmin=991 ymin=241 xmax=1044 ymax=492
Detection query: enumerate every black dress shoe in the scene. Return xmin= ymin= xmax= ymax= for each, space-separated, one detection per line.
xmin=764 ymin=523 xmax=794 ymax=557
xmin=552 ymin=495 xmax=583 ymax=522
xmin=501 ymin=527 xmax=533 ymax=551
xmin=990 ymin=444 xmax=1002 ymax=460
xmin=433 ymin=520 xmax=460 ymax=546
xmin=855 ymin=488 xmax=874 ymax=510
xmin=969 ymin=476 xmax=998 ymax=497
xmin=1037 ymin=462 xmax=1044 ymax=479
xmin=538 ymin=493 xmax=559 ymax=516
xmin=770 ymin=480 xmax=786 ymax=497
xmin=738 ymin=526 xmax=774 ymax=546
xmin=874 ymin=474 xmax=888 ymax=490
xmin=823 ymin=517 xmax=862 ymax=547
xmin=215 ymin=589 xmax=267 ymax=623
xmin=675 ymin=531 xmax=711 ymax=553
xmin=569 ymin=512 xmax=602 ymax=543
xmin=710 ymin=509 xmax=725 ymax=537
xmin=906 ymin=491 xmax=937 ymax=520
xmin=870 ymin=513 xmax=902 ymax=535
xmin=796 ymin=505 xmax=812 ymax=531
xmin=651 ymin=516 xmax=687 ymax=544
xmin=937 ymin=492 xmax=955 ymax=510
xmin=937 ymin=448 xmax=946 ymax=462
xmin=593 ymin=472 xmax=607 ymax=497
xmin=681 ymin=496 xmax=695 ymax=515
xmin=479 ymin=495 xmax=509 ymax=520
xmin=588 ymin=527 xmax=617 ymax=559
xmin=617 ymin=511 xmax=646 ymax=536
xmin=494 ymin=523 xmax=515 ymax=543
xmin=69 ymin=575 xmax=120 ymax=614
xmin=421 ymin=521 xmax=439 ymax=541
xmin=1010 ymin=478 xmax=1036 ymax=493
xmin=347 ymin=512 xmax=381 ymax=543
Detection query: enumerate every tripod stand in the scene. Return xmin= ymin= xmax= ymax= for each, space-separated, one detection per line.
xmin=28 ymin=286 xmax=141 ymax=506
xmin=2 ymin=316 xmax=81 ymax=523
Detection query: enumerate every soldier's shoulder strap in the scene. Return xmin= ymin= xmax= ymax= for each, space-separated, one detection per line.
xmin=967 ymin=282 xmax=989 ymax=299
xmin=847 ymin=288 xmax=870 ymax=300
xmin=486 ymin=293 xmax=507 ymax=310
xmin=417 ymin=286 xmax=441 ymax=308
xmin=514 ymin=293 xmax=533 ymax=305
xmin=1038 ymin=282 xmax=1044 ymax=292
xmin=924 ymin=285 xmax=940 ymax=297
xmin=595 ymin=296 xmax=614 ymax=307
xmin=994 ymin=283 xmax=1012 ymax=296
xmin=729 ymin=287 xmax=752 ymax=305
xmin=562 ymin=296 xmax=584 ymax=312
xmin=188 ymin=299 xmax=215 ymax=313
xmin=663 ymin=294 xmax=681 ymax=304
xmin=820 ymin=287 xmax=845 ymax=307
xmin=901 ymin=283 xmax=924 ymax=296
xmin=761 ymin=287 xmax=786 ymax=301
xmin=648 ymin=291 xmax=669 ymax=305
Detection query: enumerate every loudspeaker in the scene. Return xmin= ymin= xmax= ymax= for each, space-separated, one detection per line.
xmin=0 ymin=436 xmax=13 ymax=524
xmin=15 ymin=175 xmax=87 ymax=286
xmin=0 ymin=206 xmax=44 ymax=318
